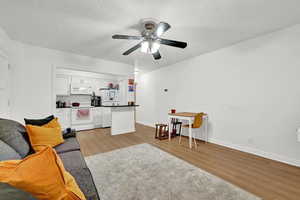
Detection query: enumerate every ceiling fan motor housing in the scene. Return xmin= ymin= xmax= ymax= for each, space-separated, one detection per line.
xmin=140 ymin=19 xmax=158 ymax=38
xmin=144 ymin=22 xmax=155 ymax=30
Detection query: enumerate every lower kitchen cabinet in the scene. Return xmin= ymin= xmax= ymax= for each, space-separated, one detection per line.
xmin=55 ymin=107 xmax=111 ymax=130
xmin=92 ymin=107 xmax=102 ymax=128
xmin=102 ymin=107 xmax=112 ymax=127
xmin=55 ymin=108 xmax=71 ymax=130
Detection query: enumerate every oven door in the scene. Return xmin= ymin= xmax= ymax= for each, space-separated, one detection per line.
xmin=71 ymin=108 xmax=93 ymax=125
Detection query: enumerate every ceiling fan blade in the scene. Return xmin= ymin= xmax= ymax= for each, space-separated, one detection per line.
xmin=154 ymin=22 xmax=171 ymax=37
xmin=123 ymin=42 xmax=142 ymax=55
xmin=159 ymin=39 xmax=187 ymax=48
xmin=153 ymin=51 xmax=162 ymax=60
xmin=112 ymin=34 xmax=143 ymax=40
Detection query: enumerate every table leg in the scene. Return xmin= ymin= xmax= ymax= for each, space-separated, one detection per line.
xmin=168 ymin=117 xmax=172 ymax=141
xmin=205 ymin=116 xmax=208 ymax=143
xmin=189 ymin=118 xmax=192 ymax=149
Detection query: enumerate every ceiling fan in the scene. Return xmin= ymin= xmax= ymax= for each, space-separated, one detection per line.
xmin=112 ymin=19 xmax=187 ymax=60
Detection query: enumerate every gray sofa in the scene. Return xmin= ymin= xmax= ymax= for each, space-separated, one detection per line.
xmin=0 ymin=118 xmax=100 ymax=200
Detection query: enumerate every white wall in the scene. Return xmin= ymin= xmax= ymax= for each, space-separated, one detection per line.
xmin=0 ymin=26 xmax=134 ymax=123
xmin=136 ymin=24 xmax=300 ymax=166
xmin=56 ymin=68 xmax=122 ymax=80
xmin=0 ymin=27 xmax=11 ymax=55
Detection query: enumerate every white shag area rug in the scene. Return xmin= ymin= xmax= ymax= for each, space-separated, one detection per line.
xmin=85 ymin=143 xmax=260 ymax=200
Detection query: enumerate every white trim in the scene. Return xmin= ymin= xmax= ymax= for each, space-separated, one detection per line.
xmin=136 ymin=121 xmax=155 ymax=128
xmin=51 ymin=65 xmax=57 ymax=114
xmin=136 ymin=121 xmax=300 ymax=167
xmin=209 ymin=138 xmax=300 ymax=167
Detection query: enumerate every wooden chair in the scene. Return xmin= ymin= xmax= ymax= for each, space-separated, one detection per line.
xmin=179 ymin=113 xmax=205 ymax=148
xmin=171 ymin=118 xmax=182 ymax=136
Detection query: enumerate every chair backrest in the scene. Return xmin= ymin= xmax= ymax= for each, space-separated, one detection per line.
xmin=193 ymin=113 xmax=204 ymax=128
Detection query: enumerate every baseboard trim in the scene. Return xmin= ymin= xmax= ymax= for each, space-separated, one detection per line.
xmin=209 ymin=138 xmax=300 ymax=167
xmin=136 ymin=121 xmax=155 ymax=128
xmin=136 ymin=121 xmax=300 ymax=167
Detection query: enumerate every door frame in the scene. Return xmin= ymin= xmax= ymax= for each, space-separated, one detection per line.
xmin=0 ymin=49 xmax=11 ymax=118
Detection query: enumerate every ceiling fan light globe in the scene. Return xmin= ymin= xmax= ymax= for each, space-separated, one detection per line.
xmin=150 ymin=42 xmax=160 ymax=54
xmin=141 ymin=41 xmax=149 ymax=53
xmin=156 ymin=27 xmax=164 ymax=37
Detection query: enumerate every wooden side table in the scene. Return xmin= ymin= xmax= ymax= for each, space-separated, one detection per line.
xmin=155 ymin=124 xmax=169 ymax=140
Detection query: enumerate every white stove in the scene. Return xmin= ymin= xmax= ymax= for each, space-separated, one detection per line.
xmin=71 ymin=104 xmax=94 ymax=131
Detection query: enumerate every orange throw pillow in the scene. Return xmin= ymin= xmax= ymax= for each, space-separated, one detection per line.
xmin=44 ymin=117 xmax=62 ymax=129
xmin=0 ymin=146 xmax=86 ymax=200
xmin=26 ymin=124 xmax=64 ymax=152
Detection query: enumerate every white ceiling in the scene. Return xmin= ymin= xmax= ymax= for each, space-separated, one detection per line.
xmin=0 ymin=0 xmax=300 ymax=72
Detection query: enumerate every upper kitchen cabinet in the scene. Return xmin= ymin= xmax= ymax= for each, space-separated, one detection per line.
xmin=55 ymin=74 xmax=70 ymax=96
xmin=93 ymin=79 xmax=106 ymax=96
xmin=71 ymin=76 xmax=93 ymax=85
xmin=71 ymin=76 xmax=92 ymax=95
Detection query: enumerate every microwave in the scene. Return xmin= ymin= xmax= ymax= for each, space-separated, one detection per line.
xmin=71 ymin=83 xmax=92 ymax=95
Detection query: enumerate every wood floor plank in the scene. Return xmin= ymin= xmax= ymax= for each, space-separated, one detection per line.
xmin=77 ymin=123 xmax=300 ymax=200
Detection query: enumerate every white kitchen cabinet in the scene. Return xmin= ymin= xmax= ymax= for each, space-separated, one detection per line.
xmin=71 ymin=82 xmax=92 ymax=95
xmin=56 ymin=74 xmax=70 ymax=96
xmin=92 ymin=79 xmax=106 ymax=96
xmin=102 ymin=107 xmax=112 ymax=127
xmin=92 ymin=107 xmax=102 ymax=128
xmin=55 ymin=108 xmax=71 ymax=130
xmin=71 ymin=76 xmax=93 ymax=95
xmin=72 ymin=76 xmax=93 ymax=85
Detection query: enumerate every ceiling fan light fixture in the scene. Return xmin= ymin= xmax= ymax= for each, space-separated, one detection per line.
xmin=155 ymin=26 xmax=164 ymax=37
xmin=112 ymin=20 xmax=186 ymax=60
xmin=141 ymin=41 xmax=149 ymax=53
xmin=141 ymin=41 xmax=160 ymax=54
xmin=150 ymin=41 xmax=160 ymax=54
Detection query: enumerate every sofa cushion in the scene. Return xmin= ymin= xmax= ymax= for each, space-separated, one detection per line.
xmin=24 ymin=115 xmax=54 ymax=126
xmin=0 ymin=183 xmax=35 ymax=200
xmin=54 ymin=137 xmax=81 ymax=154
xmin=58 ymin=150 xmax=87 ymax=170
xmin=0 ymin=140 xmax=21 ymax=161
xmin=0 ymin=119 xmax=30 ymax=158
xmin=0 ymin=147 xmax=86 ymax=200
xmin=25 ymin=125 xmax=64 ymax=152
xmin=69 ymin=168 xmax=100 ymax=200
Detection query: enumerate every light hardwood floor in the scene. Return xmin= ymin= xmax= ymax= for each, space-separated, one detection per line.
xmin=77 ymin=123 xmax=300 ymax=200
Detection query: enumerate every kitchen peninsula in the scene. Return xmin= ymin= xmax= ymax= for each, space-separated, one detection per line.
xmin=101 ymin=105 xmax=139 ymax=135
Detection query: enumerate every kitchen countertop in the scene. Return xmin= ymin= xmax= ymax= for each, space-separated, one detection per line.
xmin=57 ymin=106 xmax=94 ymax=109
xmin=56 ymin=105 xmax=139 ymax=108
xmin=100 ymin=105 xmax=139 ymax=107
